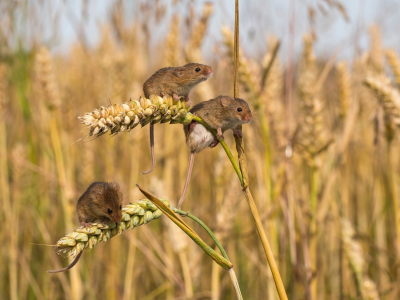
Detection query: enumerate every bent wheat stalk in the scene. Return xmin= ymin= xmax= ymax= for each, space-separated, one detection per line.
xmin=136 ymin=185 xmax=243 ymax=300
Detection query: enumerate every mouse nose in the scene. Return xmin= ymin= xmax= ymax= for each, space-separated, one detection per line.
xmin=205 ymin=67 xmax=213 ymax=76
xmin=243 ymin=115 xmax=251 ymax=123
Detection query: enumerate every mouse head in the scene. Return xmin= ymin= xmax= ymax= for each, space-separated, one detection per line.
xmin=93 ymin=182 xmax=123 ymax=223
xmin=173 ymin=63 xmax=213 ymax=84
xmin=220 ymin=96 xmax=252 ymax=124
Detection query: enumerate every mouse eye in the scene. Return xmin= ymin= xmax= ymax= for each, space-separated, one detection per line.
xmin=195 ymin=67 xmax=201 ymax=72
xmin=237 ymin=107 xmax=242 ymax=112
xmin=107 ymin=208 xmax=112 ymax=214
xmin=119 ymin=205 xmax=122 ymax=210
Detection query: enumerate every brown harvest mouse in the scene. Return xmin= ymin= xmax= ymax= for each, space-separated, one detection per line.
xmin=177 ymin=95 xmax=252 ymax=209
xmin=141 ymin=63 xmax=213 ymax=175
xmin=48 ymin=182 xmax=123 ymax=274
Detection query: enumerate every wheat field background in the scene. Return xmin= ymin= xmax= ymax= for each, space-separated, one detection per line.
xmin=1 ymin=0 xmax=400 ymax=299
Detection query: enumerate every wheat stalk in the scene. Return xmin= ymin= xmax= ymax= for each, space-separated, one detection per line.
xmin=55 ymin=199 xmax=168 ymax=259
xmin=78 ymin=95 xmax=192 ymax=138
xmin=0 ymin=63 xmax=6 ymax=114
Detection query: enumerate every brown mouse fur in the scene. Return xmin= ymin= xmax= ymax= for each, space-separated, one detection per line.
xmin=77 ymin=181 xmax=123 ymax=226
xmin=143 ymin=63 xmax=213 ymax=105
xmin=141 ymin=63 xmax=213 ymax=175
xmin=178 ymin=96 xmax=252 ymax=209
xmin=48 ymin=182 xmax=123 ymax=274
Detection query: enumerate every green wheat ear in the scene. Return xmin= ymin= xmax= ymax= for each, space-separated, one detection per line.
xmin=78 ymin=95 xmax=193 ymax=138
xmin=55 ymin=199 xmax=169 ymax=258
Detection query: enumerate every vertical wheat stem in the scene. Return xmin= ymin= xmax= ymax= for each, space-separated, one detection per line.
xmin=232 ymin=1 xmax=288 ymax=299
xmin=387 ymin=142 xmax=400 ymax=270
xmin=0 ymin=119 xmax=17 ymax=300
xmin=309 ymin=159 xmax=318 ymax=299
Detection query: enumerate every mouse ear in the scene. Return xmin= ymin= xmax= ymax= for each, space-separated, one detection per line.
xmin=173 ymin=67 xmax=184 ymax=78
xmin=112 ymin=183 xmax=120 ymax=190
xmin=220 ymin=96 xmax=231 ymax=107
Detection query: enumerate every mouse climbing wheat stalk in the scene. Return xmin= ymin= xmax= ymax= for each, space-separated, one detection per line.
xmin=142 ymin=63 xmax=213 ymax=174
xmin=177 ymin=95 xmax=252 ymax=209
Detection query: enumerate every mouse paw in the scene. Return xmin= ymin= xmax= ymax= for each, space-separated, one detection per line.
xmin=184 ymin=96 xmax=191 ymax=106
xmin=81 ymin=222 xmax=93 ymax=228
xmin=216 ymin=128 xmax=224 ymax=140
xmin=172 ymin=93 xmax=180 ymax=101
xmin=209 ymin=139 xmax=219 ymax=148
xmin=99 ymin=217 xmax=110 ymax=225
xmin=233 ymin=129 xmax=244 ymax=138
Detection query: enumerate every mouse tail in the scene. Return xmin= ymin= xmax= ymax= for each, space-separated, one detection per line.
xmin=177 ymin=152 xmax=195 ymax=210
xmin=47 ymin=251 xmax=83 ymax=274
xmin=141 ymin=124 xmax=156 ymax=175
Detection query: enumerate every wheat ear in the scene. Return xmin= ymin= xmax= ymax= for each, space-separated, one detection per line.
xmin=54 ymin=199 xmax=168 ymax=259
xmin=78 ymin=95 xmax=193 ymax=138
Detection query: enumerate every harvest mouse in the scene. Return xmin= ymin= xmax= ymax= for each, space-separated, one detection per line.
xmin=141 ymin=63 xmax=213 ymax=174
xmin=177 ymin=95 xmax=252 ymax=209
xmin=48 ymin=182 xmax=123 ymax=273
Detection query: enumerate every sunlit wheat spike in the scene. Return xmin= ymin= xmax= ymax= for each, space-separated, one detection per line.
xmin=78 ymin=95 xmax=193 ymax=139
xmin=297 ymin=33 xmax=325 ymax=156
xmin=215 ymin=174 xmax=241 ymax=242
xmin=364 ymin=74 xmax=400 ymax=128
xmin=261 ymin=35 xmax=285 ymax=145
xmin=185 ymin=2 xmax=213 ymax=61
xmin=368 ymin=25 xmax=384 ymax=73
xmin=55 ymin=199 xmax=169 ymax=258
xmin=221 ymin=26 xmax=258 ymax=102
xmin=386 ymin=49 xmax=400 ymax=88
xmin=34 ymin=47 xmax=62 ymax=109
xmin=341 ymin=218 xmax=380 ymax=300
xmin=165 ymin=15 xmax=181 ymax=66
xmin=336 ymin=61 xmax=351 ymax=118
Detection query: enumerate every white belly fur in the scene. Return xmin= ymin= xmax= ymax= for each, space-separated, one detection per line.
xmin=187 ymin=123 xmax=215 ymax=153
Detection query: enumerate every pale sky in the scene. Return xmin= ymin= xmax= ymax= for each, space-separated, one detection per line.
xmin=29 ymin=0 xmax=400 ymax=61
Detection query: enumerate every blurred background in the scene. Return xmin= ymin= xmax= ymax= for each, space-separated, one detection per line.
xmin=1 ymin=0 xmax=400 ymax=299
